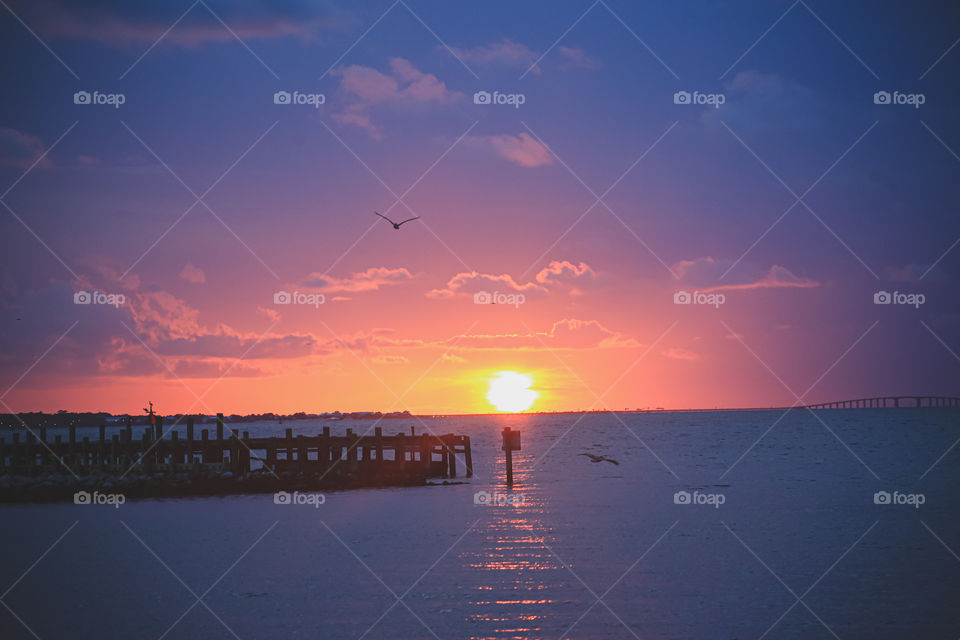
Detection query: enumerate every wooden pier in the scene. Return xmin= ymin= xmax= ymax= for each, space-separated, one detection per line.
xmin=0 ymin=413 xmax=472 ymax=500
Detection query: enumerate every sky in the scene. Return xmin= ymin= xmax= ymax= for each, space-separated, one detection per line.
xmin=0 ymin=0 xmax=958 ymax=415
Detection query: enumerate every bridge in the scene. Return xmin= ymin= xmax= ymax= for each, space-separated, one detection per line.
xmin=805 ymin=396 xmax=960 ymax=409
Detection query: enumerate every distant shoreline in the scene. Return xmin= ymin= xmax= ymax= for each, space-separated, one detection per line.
xmin=2 ymin=403 xmax=954 ymax=430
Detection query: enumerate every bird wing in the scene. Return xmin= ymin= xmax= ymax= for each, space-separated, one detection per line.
xmin=396 ymin=216 xmax=420 ymax=226
xmin=578 ymin=453 xmax=601 ymax=461
xmin=603 ymin=458 xmax=620 ymax=465
xmin=374 ymin=211 xmax=396 ymax=225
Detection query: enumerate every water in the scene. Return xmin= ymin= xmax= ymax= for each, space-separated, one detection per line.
xmin=1 ymin=409 xmax=958 ymax=639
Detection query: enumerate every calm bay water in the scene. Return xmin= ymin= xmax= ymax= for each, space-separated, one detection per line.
xmin=1 ymin=409 xmax=958 ymax=639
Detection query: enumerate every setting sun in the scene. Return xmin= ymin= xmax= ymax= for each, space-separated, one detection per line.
xmin=486 ymin=371 xmax=539 ymax=412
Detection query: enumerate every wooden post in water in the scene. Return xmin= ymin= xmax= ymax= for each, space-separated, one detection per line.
xmin=464 ymin=436 xmax=473 ymax=477
xmin=446 ymin=435 xmax=457 ymax=478
xmin=186 ymin=418 xmax=195 ymax=464
xmin=216 ymin=414 xmax=224 ymax=460
xmin=142 ymin=430 xmax=152 ymax=474
xmin=396 ymin=433 xmax=405 ymax=469
xmin=25 ymin=431 xmax=35 ymax=475
xmin=502 ymin=427 xmax=521 ymax=486
xmin=124 ymin=418 xmax=132 ymax=464
xmin=241 ymin=431 xmax=250 ymax=475
xmin=69 ymin=422 xmax=76 ymax=468
xmin=39 ymin=427 xmax=47 ymax=469
xmin=12 ymin=433 xmax=20 ymax=474
xmin=284 ymin=427 xmax=296 ymax=472
xmin=154 ymin=415 xmax=164 ymax=466
xmin=319 ymin=426 xmax=330 ymax=473
xmin=201 ymin=429 xmax=209 ymax=464
xmin=231 ymin=429 xmax=241 ymax=475
xmin=98 ymin=423 xmax=106 ymax=467
xmin=346 ymin=429 xmax=357 ymax=464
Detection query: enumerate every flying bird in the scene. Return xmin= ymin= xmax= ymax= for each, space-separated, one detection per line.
xmin=579 ymin=453 xmax=619 ymax=465
xmin=375 ymin=211 xmax=419 ymax=230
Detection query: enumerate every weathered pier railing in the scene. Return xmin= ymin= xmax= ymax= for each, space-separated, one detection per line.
xmin=805 ymin=396 xmax=960 ymax=409
xmin=0 ymin=413 xmax=472 ymax=482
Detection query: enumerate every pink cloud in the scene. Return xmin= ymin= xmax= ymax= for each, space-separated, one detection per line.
xmin=465 ymin=132 xmax=554 ymax=167
xmin=535 ymin=260 xmax=595 ymax=285
xmin=302 ymin=267 xmax=414 ymax=293
xmin=662 ymin=347 xmax=700 ymax=361
xmin=447 ymin=38 xmax=540 ymax=73
xmin=446 ymin=318 xmax=640 ymax=350
xmin=556 ymin=45 xmax=601 ymax=69
xmin=0 ymin=128 xmax=52 ymax=170
xmin=674 ymin=257 xmax=819 ymax=293
xmin=331 ymin=58 xmax=461 ymax=137
xmin=701 ymin=266 xmax=819 ymax=293
xmin=10 ymin=0 xmax=334 ymax=47
xmin=428 ymin=261 xmax=593 ymax=299
xmin=178 ymin=262 xmax=206 ymax=284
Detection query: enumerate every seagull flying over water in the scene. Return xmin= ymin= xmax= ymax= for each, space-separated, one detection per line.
xmin=578 ymin=453 xmax=619 ymax=465
xmin=375 ymin=211 xmax=419 ymax=230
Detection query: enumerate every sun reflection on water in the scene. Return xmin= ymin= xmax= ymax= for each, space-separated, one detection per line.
xmin=463 ymin=447 xmax=572 ymax=639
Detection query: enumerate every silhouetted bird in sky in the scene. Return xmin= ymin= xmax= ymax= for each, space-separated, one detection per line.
xmin=579 ymin=453 xmax=619 ymax=465
xmin=375 ymin=211 xmax=419 ymax=230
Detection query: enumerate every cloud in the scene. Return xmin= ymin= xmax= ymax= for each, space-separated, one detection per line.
xmin=301 ymin=267 xmax=414 ymax=293
xmin=371 ymin=354 xmax=409 ymax=365
xmin=331 ymin=58 xmax=461 ymax=138
xmin=427 ymin=271 xmax=544 ymax=299
xmin=171 ymin=359 xmax=266 ymax=378
xmin=178 ymin=263 xmax=206 ymax=284
xmin=428 ymin=261 xmax=593 ymax=299
xmin=662 ymin=347 xmax=700 ymax=361
xmin=556 ymin=46 xmax=601 ymax=69
xmin=0 ymin=128 xmax=52 ymax=170
xmin=701 ymin=266 xmax=819 ymax=293
xmin=447 ymin=318 xmax=639 ymax=350
xmin=674 ymin=257 xmax=819 ymax=293
xmin=703 ymin=70 xmax=827 ymax=130
xmin=8 ymin=0 xmax=339 ymax=46
xmin=447 ymin=38 xmax=540 ymax=73
xmin=535 ymin=260 xmax=595 ymax=286
xmin=441 ymin=353 xmax=467 ymax=363
xmin=465 ymin=132 xmax=554 ymax=167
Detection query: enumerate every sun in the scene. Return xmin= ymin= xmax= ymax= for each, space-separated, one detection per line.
xmin=486 ymin=371 xmax=538 ymax=413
